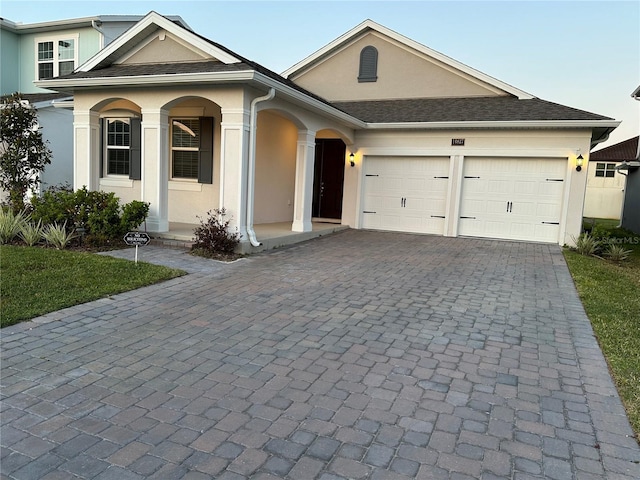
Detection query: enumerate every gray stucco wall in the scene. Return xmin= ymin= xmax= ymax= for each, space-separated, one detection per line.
xmin=621 ymin=169 xmax=640 ymax=234
xmin=38 ymin=105 xmax=73 ymax=190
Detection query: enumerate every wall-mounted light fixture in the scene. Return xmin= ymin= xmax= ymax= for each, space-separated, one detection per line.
xmin=576 ymin=154 xmax=584 ymax=172
xmin=349 ymin=152 xmax=355 ymax=167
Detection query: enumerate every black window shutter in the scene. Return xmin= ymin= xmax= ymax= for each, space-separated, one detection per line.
xmin=99 ymin=118 xmax=104 ymax=178
xmin=129 ymin=118 xmax=141 ymax=180
xmin=198 ymin=116 xmax=214 ymax=184
xmin=358 ymin=46 xmax=378 ymax=82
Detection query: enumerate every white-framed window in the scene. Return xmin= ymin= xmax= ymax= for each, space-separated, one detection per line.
xmin=106 ymin=119 xmax=131 ymax=176
xmin=35 ymin=34 xmax=78 ymax=80
xmin=595 ymin=162 xmax=616 ymax=178
xmin=171 ymin=118 xmax=201 ymax=180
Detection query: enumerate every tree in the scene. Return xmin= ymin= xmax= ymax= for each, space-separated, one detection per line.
xmin=0 ymin=93 xmax=52 ymax=214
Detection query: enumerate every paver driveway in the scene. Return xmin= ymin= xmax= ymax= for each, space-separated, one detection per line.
xmin=2 ymin=230 xmax=639 ymax=480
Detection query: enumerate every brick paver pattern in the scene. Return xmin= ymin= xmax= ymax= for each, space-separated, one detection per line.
xmin=2 ymin=230 xmax=639 ymax=479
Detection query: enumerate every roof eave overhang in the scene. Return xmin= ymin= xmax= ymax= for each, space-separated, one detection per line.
xmin=615 ymin=161 xmax=640 ymax=171
xmin=34 ymin=70 xmax=366 ymax=129
xmin=365 ymin=120 xmax=621 ymax=130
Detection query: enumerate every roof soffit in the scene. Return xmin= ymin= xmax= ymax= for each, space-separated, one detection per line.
xmin=283 ymin=19 xmax=534 ymax=100
xmin=78 ymin=11 xmax=239 ymax=72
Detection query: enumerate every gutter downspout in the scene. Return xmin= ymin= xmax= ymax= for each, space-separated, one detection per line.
xmin=246 ymin=88 xmax=275 ymax=247
xmin=91 ymin=20 xmax=105 ymax=49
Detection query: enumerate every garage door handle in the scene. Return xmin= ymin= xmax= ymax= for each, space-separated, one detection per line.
xmin=506 ymin=201 xmax=513 ymax=212
xmin=434 ymin=176 xmax=449 ymax=179
xmin=542 ymin=221 xmax=560 ymax=225
xmin=365 ymin=174 xmax=379 ymax=177
xmin=363 ymin=211 xmax=376 ymax=214
xmin=431 ymin=215 xmax=445 ymax=218
xmin=546 ymin=178 xmax=564 ymax=182
xmin=460 ymin=216 xmax=476 ymax=219
xmin=464 ymin=176 xmax=480 ymax=179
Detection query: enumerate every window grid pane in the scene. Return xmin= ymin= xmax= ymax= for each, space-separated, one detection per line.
xmin=107 ymin=121 xmax=130 ymax=147
xmin=38 ymin=42 xmax=53 ymax=61
xmin=107 ymin=150 xmax=130 ymax=175
xmin=172 ymin=119 xmax=200 ymax=148
xmin=58 ymin=39 xmax=74 ymax=60
xmin=38 ymin=63 xmax=54 ymax=79
xmin=172 ymin=151 xmax=199 ymax=179
xmin=59 ymin=61 xmax=74 ymax=76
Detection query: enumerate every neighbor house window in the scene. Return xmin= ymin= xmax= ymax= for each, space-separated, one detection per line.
xmin=106 ymin=120 xmax=130 ymax=176
xmin=595 ymin=162 xmax=616 ymax=178
xmin=358 ymin=46 xmax=378 ymax=82
xmin=36 ymin=35 xmax=77 ymax=80
xmin=170 ymin=117 xmax=213 ymax=184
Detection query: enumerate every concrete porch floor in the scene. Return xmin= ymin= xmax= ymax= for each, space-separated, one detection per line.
xmin=149 ymin=221 xmax=350 ymax=253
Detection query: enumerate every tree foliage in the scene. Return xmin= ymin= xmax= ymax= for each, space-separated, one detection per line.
xmin=0 ymin=93 xmax=52 ymax=213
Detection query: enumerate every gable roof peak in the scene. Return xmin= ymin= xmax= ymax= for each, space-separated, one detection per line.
xmin=78 ymin=11 xmax=240 ymax=73
xmin=282 ymin=19 xmax=534 ymax=100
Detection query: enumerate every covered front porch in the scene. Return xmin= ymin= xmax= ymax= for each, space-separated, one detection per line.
xmin=149 ymin=221 xmax=349 ymax=253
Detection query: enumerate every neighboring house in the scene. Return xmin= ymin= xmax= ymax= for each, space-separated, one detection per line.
xmin=0 ymin=15 xmax=188 ymax=190
xmin=614 ymin=87 xmax=640 ymax=234
xmin=584 ymin=138 xmax=638 ymax=220
xmin=36 ymin=13 xmax=619 ymax=250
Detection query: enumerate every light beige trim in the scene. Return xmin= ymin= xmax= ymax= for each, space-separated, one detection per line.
xmin=78 ymin=12 xmax=239 ymax=72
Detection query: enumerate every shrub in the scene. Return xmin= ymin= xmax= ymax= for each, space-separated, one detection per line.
xmin=191 ymin=208 xmax=241 ymax=257
xmin=0 ymin=209 xmax=29 ymax=244
xmin=19 ymin=219 xmax=44 ymax=246
xmin=31 ymin=186 xmax=150 ymax=246
xmin=573 ymin=233 xmax=601 ymax=256
xmin=43 ymin=222 xmax=76 ymax=249
xmin=604 ymin=243 xmax=632 ymax=263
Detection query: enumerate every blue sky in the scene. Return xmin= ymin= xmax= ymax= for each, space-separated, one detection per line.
xmin=2 ymin=0 xmax=638 ymax=150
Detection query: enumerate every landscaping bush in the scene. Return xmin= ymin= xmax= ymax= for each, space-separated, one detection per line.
xmin=191 ymin=208 xmax=241 ymax=259
xmin=0 ymin=209 xmax=29 ymax=244
xmin=18 ymin=219 xmax=44 ymax=246
xmin=30 ymin=185 xmax=149 ymax=246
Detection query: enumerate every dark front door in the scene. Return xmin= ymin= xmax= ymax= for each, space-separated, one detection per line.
xmin=312 ymin=139 xmax=346 ymax=219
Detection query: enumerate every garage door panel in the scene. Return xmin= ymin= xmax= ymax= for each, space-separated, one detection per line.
xmin=459 ymin=157 xmax=566 ymax=243
xmin=363 ymin=156 xmax=450 ymax=235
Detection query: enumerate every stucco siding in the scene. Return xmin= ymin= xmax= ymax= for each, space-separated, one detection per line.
xmin=254 ymin=111 xmax=297 ymax=224
xmin=1 ymin=28 xmax=20 ymax=94
xmin=122 ymin=32 xmax=208 ymax=64
xmin=292 ymin=32 xmax=503 ymax=102
xmin=39 ymin=106 xmax=73 ymax=189
xmin=583 ymin=161 xmax=624 ymax=219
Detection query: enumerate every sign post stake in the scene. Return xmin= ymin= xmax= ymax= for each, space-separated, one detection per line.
xmin=123 ymin=232 xmax=151 ymax=264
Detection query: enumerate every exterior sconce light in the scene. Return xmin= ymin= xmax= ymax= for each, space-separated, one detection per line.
xmin=349 ymin=153 xmax=355 ymax=167
xmin=576 ymin=154 xmax=584 ymax=172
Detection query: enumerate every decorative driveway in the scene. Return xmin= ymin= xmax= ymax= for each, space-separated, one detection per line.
xmin=2 ymin=230 xmax=639 ymax=479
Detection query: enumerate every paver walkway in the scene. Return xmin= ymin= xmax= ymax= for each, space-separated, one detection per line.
xmin=2 ymin=230 xmax=639 ymax=479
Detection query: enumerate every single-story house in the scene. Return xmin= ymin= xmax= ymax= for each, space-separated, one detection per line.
xmin=584 ymin=137 xmax=639 ymax=220
xmin=36 ymin=12 xmax=619 ymax=250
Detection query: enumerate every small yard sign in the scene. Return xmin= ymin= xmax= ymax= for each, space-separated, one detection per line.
xmin=123 ymin=232 xmax=151 ymax=263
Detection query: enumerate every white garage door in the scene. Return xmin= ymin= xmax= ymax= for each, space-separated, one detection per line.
xmin=362 ymin=156 xmax=450 ymax=235
xmin=458 ymin=157 xmax=566 ymax=243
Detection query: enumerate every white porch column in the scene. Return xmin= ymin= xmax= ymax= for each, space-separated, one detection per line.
xmin=73 ymin=110 xmax=100 ymax=191
xmin=219 ymin=108 xmax=251 ymax=240
xmin=141 ymin=109 xmax=169 ymax=232
xmin=292 ymin=130 xmax=316 ymax=233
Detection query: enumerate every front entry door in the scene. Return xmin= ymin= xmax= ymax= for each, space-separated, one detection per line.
xmin=312 ymin=139 xmax=346 ymax=219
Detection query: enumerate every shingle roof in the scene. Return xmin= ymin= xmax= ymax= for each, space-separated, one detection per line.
xmin=590 ymin=136 xmax=639 ymax=161
xmin=331 ymin=97 xmax=614 ymax=123
xmin=1 ymin=93 xmax=70 ymax=104
xmin=62 ymin=60 xmax=250 ymax=79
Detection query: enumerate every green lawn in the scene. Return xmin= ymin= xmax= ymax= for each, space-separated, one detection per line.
xmin=564 ymin=241 xmax=640 ymax=441
xmin=0 ymin=246 xmax=185 ymax=327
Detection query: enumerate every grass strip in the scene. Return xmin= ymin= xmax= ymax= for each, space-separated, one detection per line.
xmin=1 ymin=246 xmax=185 ymax=327
xmin=564 ymin=245 xmax=640 ymax=441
